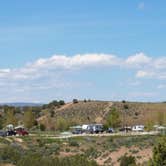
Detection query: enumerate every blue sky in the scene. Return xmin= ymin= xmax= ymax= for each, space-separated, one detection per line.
xmin=0 ymin=0 xmax=165 ymax=102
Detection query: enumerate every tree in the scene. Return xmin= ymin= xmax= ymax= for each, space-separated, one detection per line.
xmin=0 ymin=116 xmax=4 ymax=129
xmin=84 ymin=99 xmax=87 ymax=103
xmin=120 ymin=155 xmax=136 ymax=166
xmin=43 ymin=100 xmax=65 ymax=109
xmin=40 ymin=124 xmax=46 ymax=131
xmin=55 ymin=117 xmax=70 ymax=131
xmin=106 ymin=107 xmax=121 ymax=128
xmin=123 ymin=104 xmax=129 ymax=110
xmin=59 ymin=100 xmax=65 ymax=105
xmin=151 ymin=137 xmax=166 ymax=166
xmin=23 ymin=109 xmax=35 ymax=129
xmin=73 ymin=99 xmax=78 ymax=104
xmin=5 ymin=109 xmax=17 ymax=126
xmin=157 ymin=112 xmax=164 ymax=126
xmin=145 ymin=119 xmax=154 ymax=131
xmin=50 ymin=109 xmax=55 ymax=117
xmin=123 ymin=103 xmax=129 ymax=131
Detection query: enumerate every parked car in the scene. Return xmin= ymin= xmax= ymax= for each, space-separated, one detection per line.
xmin=72 ymin=129 xmax=83 ymax=134
xmin=119 ymin=127 xmax=132 ymax=132
xmin=87 ymin=124 xmax=104 ymax=134
xmin=14 ymin=126 xmax=29 ymax=136
xmin=70 ymin=125 xmax=83 ymax=135
xmin=0 ymin=130 xmax=7 ymax=137
xmin=15 ymin=128 xmax=29 ymax=136
xmin=107 ymin=127 xmax=114 ymax=133
xmin=6 ymin=130 xmax=16 ymax=136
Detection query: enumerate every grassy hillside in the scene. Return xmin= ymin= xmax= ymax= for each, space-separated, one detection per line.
xmin=53 ymin=101 xmax=111 ymax=123
xmin=38 ymin=101 xmax=166 ymax=130
xmin=114 ymin=102 xmax=166 ymax=126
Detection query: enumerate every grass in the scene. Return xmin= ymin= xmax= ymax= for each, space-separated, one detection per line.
xmin=0 ymin=134 xmax=163 ymax=166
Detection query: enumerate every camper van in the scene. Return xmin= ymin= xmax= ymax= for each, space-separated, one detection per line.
xmin=86 ymin=124 xmax=104 ymax=134
xmin=132 ymin=125 xmax=144 ymax=132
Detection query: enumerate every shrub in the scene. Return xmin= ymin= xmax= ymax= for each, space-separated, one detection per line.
xmin=73 ymin=99 xmax=78 ymax=104
xmin=36 ymin=139 xmax=45 ymax=147
xmin=85 ymin=147 xmax=100 ymax=159
xmin=40 ymin=124 xmax=46 ymax=131
xmin=120 ymin=155 xmax=136 ymax=166
xmin=84 ymin=99 xmax=87 ymax=102
xmin=17 ymin=154 xmax=98 ymax=166
xmin=50 ymin=110 xmax=55 ymax=117
xmin=69 ymin=139 xmax=79 ymax=147
xmin=65 ymin=148 xmax=70 ymax=152
xmin=150 ymin=137 xmax=166 ymax=166
xmin=59 ymin=100 xmax=65 ymax=105
xmin=0 ymin=145 xmax=22 ymax=164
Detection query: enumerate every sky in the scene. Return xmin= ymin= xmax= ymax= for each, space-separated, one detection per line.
xmin=0 ymin=0 xmax=166 ymax=103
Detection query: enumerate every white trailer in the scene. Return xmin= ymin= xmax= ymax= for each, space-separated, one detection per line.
xmin=132 ymin=125 xmax=144 ymax=132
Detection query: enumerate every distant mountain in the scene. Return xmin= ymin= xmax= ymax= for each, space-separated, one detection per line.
xmin=0 ymin=102 xmax=43 ymax=107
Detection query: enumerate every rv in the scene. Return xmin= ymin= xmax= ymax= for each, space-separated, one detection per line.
xmin=132 ymin=125 xmax=144 ymax=132
xmin=85 ymin=124 xmax=104 ymax=134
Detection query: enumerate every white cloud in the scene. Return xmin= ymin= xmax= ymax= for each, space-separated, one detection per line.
xmin=136 ymin=70 xmax=166 ymax=80
xmin=29 ymin=53 xmax=121 ymax=70
xmin=154 ymin=57 xmax=166 ymax=69
xmin=125 ymin=53 xmax=151 ymax=67
xmin=0 ymin=52 xmax=166 ymax=102
xmin=0 ymin=53 xmax=165 ymax=81
xmin=0 ymin=54 xmax=121 ymax=80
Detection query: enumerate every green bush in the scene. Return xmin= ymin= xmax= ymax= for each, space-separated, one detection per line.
xmin=17 ymin=154 xmax=98 ymax=166
xmin=119 ymin=155 xmax=136 ymax=166
xmin=85 ymin=147 xmax=100 ymax=159
xmin=0 ymin=145 xmax=22 ymax=164
xmin=40 ymin=124 xmax=46 ymax=131
xmin=150 ymin=137 xmax=166 ymax=166
xmin=0 ymin=145 xmax=97 ymax=166
xmin=69 ymin=139 xmax=79 ymax=147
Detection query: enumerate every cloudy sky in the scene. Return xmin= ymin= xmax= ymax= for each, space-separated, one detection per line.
xmin=0 ymin=0 xmax=165 ymax=103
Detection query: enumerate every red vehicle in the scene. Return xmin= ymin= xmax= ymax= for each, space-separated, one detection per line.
xmin=15 ymin=126 xmax=29 ymax=136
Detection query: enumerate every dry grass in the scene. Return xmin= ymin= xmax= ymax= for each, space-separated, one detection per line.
xmin=38 ymin=101 xmax=166 ymax=129
xmin=114 ymin=102 xmax=166 ymax=126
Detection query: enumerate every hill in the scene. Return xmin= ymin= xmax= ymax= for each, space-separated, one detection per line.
xmin=38 ymin=101 xmax=166 ymax=130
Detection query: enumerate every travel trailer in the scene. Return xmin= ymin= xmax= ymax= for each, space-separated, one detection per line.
xmin=132 ymin=125 xmax=144 ymax=132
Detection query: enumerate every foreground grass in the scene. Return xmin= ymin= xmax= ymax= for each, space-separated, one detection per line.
xmin=0 ymin=134 xmax=163 ymax=166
